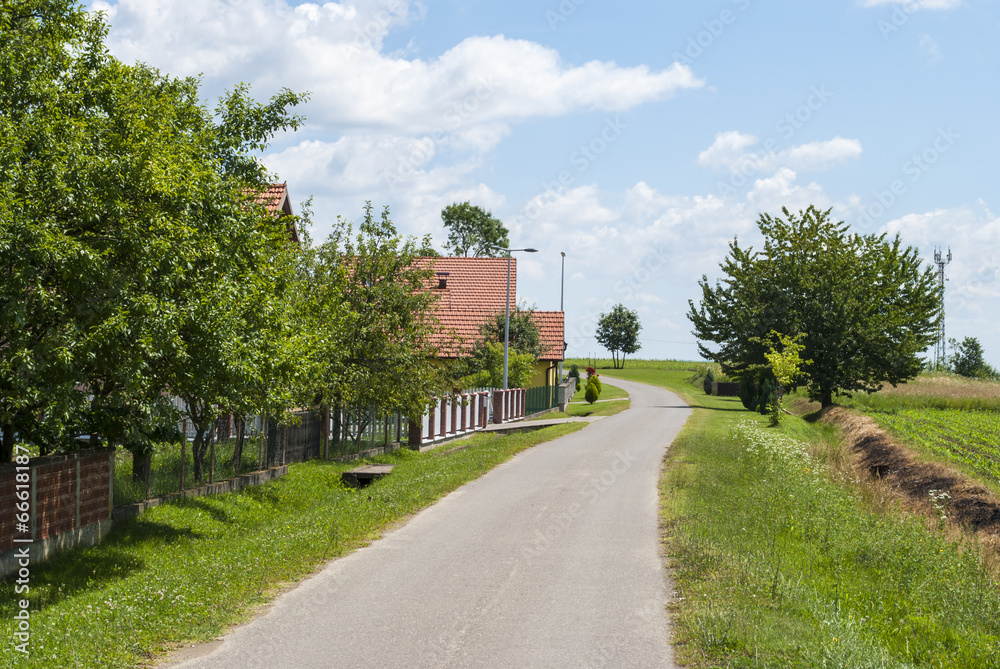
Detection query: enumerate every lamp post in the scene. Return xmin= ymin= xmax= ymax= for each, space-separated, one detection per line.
xmin=558 ymin=251 xmax=565 ymax=383
xmin=491 ymin=246 xmax=538 ymax=390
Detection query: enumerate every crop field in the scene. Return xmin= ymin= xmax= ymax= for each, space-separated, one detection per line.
xmin=869 ymin=408 xmax=1000 ymax=485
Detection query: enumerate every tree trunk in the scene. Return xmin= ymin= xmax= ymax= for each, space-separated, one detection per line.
xmin=132 ymin=450 xmax=151 ymax=484
xmin=231 ymin=417 xmax=245 ymax=472
xmin=1 ymin=423 xmax=13 ymax=463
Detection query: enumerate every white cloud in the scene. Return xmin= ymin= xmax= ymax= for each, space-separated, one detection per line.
xmin=698 ymin=132 xmax=863 ymax=174
xmin=93 ymin=0 xmax=703 ymax=134
xmin=859 ymin=0 xmax=962 ymax=10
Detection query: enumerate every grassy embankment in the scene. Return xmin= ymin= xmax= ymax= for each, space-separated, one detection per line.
xmin=598 ymin=360 xmax=1000 ymax=668
xmin=0 ymin=424 xmax=584 ymax=669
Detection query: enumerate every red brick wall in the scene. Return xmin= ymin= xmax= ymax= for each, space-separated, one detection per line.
xmin=0 ymin=449 xmax=113 ymax=553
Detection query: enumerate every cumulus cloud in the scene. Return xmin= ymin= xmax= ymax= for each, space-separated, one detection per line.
xmin=698 ymin=132 xmax=863 ymax=174
xmin=92 ymin=0 xmax=703 ymax=134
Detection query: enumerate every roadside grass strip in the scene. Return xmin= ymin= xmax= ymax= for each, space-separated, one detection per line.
xmin=0 ymin=423 xmax=584 ymax=669
xmin=664 ymin=416 xmax=1000 ymax=668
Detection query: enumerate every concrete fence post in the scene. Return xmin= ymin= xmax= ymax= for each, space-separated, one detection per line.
xmin=427 ymin=403 xmax=436 ymax=441
xmin=492 ymin=391 xmax=503 ymax=424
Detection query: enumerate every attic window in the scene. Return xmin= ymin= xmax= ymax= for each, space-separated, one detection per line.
xmin=436 ymin=272 xmax=450 ymax=289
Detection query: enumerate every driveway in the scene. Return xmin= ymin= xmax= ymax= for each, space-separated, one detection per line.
xmin=168 ymin=377 xmax=691 ymax=668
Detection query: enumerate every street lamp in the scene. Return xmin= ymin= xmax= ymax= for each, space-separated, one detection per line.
xmin=491 ymin=246 xmax=538 ymax=390
xmin=558 ymin=252 xmax=565 ymax=384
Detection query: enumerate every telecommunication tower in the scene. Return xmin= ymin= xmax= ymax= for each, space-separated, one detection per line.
xmin=933 ymin=247 xmax=952 ymax=368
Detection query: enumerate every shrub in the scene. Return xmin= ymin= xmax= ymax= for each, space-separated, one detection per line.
xmin=575 ymin=378 xmax=582 ymax=392
xmin=703 ymin=368 xmax=715 ymax=395
xmin=756 ymin=378 xmax=776 ymax=416
xmin=585 ymin=381 xmax=600 ymax=404
xmin=568 ymin=364 xmax=580 ymax=380
xmin=592 ymin=374 xmax=602 ymax=394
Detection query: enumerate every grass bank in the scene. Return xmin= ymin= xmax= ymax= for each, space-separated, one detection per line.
xmin=0 ymin=424 xmax=584 ymax=668
xmin=602 ymin=365 xmax=1000 ymax=668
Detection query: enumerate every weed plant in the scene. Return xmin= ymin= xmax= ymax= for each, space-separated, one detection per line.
xmin=0 ymin=424 xmax=584 ymax=668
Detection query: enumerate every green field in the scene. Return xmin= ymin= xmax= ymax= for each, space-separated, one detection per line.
xmin=869 ymin=408 xmax=1000 ymax=485
xmin=601 ymin=364 xmax=1000 ymax=668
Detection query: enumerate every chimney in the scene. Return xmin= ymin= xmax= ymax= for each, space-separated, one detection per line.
xmin=436 ymin=271 xmax=450 ymax=289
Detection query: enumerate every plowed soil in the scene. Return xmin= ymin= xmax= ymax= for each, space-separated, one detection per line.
xmin=816 ymin=406 xmax=1000 ymax=542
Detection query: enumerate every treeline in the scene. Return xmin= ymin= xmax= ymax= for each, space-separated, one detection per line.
xmin=0 ymin=1 xmax=448 ymax=472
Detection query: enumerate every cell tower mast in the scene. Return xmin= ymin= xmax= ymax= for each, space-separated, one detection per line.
xmin=933 ymin=247 xmax=952 ymax=369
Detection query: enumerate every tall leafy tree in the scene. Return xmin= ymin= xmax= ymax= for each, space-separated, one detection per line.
xmin=0 ymin=0 xmax=308 ymax=465
xmin=688 ymin=206 xmax=941 ymax=408
xmin=440 ymin=202 xmax=510 ymax=257
xmin=596 ymin=304 xmax=642 ymax=369
xmin=305 ymin=203 xmax=445 ymax=445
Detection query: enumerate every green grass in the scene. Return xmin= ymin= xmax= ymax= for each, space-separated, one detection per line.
xmin=532 ymin=400 xmax=632 ymax=421
xmin=569 ymin=379 xmax=630 ymax=403
xmin=0 ymin=423 xmax=584 ymax=668
xmin=601 ymin=363 xmax=1000 ymax=668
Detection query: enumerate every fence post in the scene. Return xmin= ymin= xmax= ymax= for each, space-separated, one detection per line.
xmin=321 ymin=405 xmax=330 ymax=459
xmin=427 ymin=402 xmax=436 ymax=441
xmin=408 ymin=418 xmax=422 ymax=448
xmin=439 ymin=398 xmax=448 ymax=436
xmin=493 ymin=391 xmax=504 ymax=424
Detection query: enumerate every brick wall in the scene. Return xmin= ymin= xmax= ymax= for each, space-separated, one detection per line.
xmin=0 ymin=448 xmax=114 ymax=554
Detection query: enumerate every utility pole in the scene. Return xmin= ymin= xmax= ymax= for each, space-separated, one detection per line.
xmin=933 ymin=247 xmax=952 ymax=369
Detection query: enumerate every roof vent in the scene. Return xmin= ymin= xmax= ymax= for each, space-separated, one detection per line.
xmin=436 ymin=271 xmax=450 ymax=289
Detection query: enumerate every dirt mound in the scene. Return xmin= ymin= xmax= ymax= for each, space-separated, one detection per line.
xmin=820 ymin=407 xmax=1000 ymax=536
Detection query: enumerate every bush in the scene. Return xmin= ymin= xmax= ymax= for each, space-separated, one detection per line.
xmin=703 ymin=368 xmax=715 ymax=395
xmin=756 ymin=378 xmax=776 ymax=415
xmin=568 ymin=364 xmax=580 ymax=380
xmin=575 ymin=378 xmax=582 ymax=392
xmin=585 ymin=381 xmax=600 ymax=404
xmin=592 ymin=374 xmax=602 ymax=394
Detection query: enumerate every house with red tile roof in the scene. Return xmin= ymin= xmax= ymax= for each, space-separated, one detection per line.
xmin=416 ymin=257 xmax=565 ymax=388
xmin=252 ymin=181 xmax=299 ymax=243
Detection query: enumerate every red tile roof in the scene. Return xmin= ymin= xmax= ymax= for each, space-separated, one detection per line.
xmin=251 ymin=182 xmax=299 ymax=243
xmin=419 ymin=257 xmax=563 ymax=361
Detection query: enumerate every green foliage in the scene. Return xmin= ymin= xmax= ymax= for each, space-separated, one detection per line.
xmin=0 ymin=0 xmax=309 ymax=464
xmin=304 ymin=203 xmax=446 ymax=426
xmin=568 ymin=364 xmax=580 ymax=380
xmin=440 ymin=201 xmax=510 ymax=257
xmin=688 ymin=206 xmax=941 ymax=408
xmin=703 ymin=368 xmax=715 ymax=395
xmin=464 ymin=342 xmax=536 ymax=390
xmin=949 ymin=336 xmax=997 ymax=379
xmin=595 ymin=304 xmax=642 ymax=369
xmin=584 ymin=380 xmax=600 ymax=404
xmin=761 ymin=331 xmax=810 ymax=424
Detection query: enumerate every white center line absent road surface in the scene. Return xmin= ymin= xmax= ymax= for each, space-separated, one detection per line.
xmin=168 ymin=378 xmax=691 ymax=669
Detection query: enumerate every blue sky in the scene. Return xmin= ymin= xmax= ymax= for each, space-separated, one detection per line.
xmin=89 ymin=0 xmax=1000 ymax=367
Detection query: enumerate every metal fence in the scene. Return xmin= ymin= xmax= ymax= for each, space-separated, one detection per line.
xmin=525 ymin=385 xmax=559 ymax=416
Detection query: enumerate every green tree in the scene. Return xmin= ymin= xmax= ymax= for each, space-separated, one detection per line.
xmin=762 ymin=331 xmax=810 ymax=425
xmin=306 ymin=203 xmax=445 ymax=445
xmin=0 ymin=0 xmax=309 ymax=464
xmin=688 ymin=206 xmax=941 ymax=408
xmin=460 ymin=304 xmax=542 ymax=389
xmin=595 ymin=304 xmax=642 ymax=369
xmin=949 ymin=337 xmax=995 ymax=379
xmin=440 ymin=202 xmax=510 ymax=257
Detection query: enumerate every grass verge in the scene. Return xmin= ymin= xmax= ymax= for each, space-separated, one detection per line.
xmin=602 ymin=366 xmax=1000 ymax=668
xmin=0 ymin=423 xmax=585 ymax=669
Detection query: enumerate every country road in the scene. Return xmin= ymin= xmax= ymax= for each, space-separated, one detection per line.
xmin=168 ymin=378 xmax=691 ymax=668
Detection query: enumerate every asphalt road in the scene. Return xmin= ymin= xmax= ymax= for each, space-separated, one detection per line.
xmin=168 ymin=378 xmax=691 ymax=668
